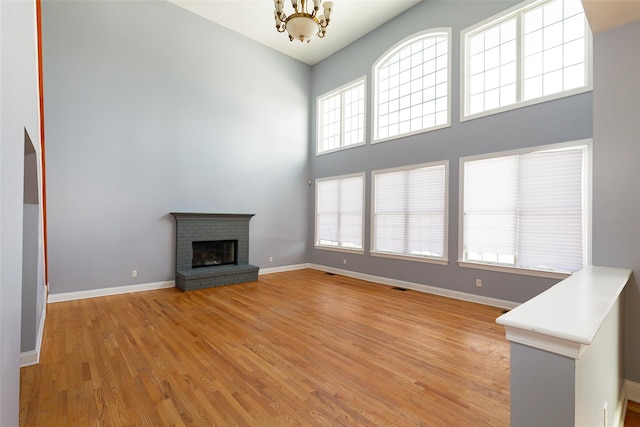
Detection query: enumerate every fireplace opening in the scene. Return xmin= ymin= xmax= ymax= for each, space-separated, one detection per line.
xmin=192 ymin=240 xmax=238 ymax=268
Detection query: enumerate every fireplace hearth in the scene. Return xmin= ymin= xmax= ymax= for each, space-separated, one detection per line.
xmin=171 ymin=213 xmax=259 ymax=291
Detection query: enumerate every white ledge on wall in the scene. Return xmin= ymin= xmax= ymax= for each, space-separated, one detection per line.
xmin=496 ymin=265 xmax=631 ymax=359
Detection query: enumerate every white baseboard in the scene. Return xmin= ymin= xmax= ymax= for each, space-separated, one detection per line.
xmin=46 ymin=265 xmax=317 ymax=302
xmin=20 ymin=350 xmax=38 ymax=367
xmin=617 ymin=380 xmax=640 ymax=427
xmin=48 ymin=280 xmax=175 ymax=303
xmin=259 ymin=263 xmax=312 ymax=275
xmin=20 ymin=316 xmax=44 ymax=368
xmin=20 ymin=293 xmax=48 ymax=367
xmin=309 ymin=264 xmax=520 ymax=310
xmin=627 ymin=380 xmax=640 ymax=403
xmin=45 ymin=263 xmax=517 ymax=310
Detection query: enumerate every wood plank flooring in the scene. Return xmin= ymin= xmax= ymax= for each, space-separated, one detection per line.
xmin=626 ymin=401 xmax=640 ymax=427
xmin=20 ymin=269 xmax=511 ymax=426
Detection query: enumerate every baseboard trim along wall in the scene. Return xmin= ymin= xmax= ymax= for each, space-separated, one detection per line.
xmin=47 ymin=280 xmax=175 ymax=303
xmin=20 ymin=303 xmax=47 ymax=367
xmin=618 ymin=380 xmax=640 ymax=427
xmin=46 ymin=264 xmax=518 ymax=310
xmin=309 ymin=264 xmax=520 ymax=310
xmin=627 ymin=380 xmax=640 ymax=403
xmin=45 ymin=266 xmax=316 ymax=303
xmin=20 ymin=351 xmax=38 ymax=368
xmin=259 ymin=263 xmax=312 ymax=275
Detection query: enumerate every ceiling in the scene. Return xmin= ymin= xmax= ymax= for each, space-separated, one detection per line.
xmin=582 ymin=0 xmax=640 ymax=34
xmin=167 ymin=0 xmax=422 ymax=65
xmin=167 ymin=0 xmax=640 ymax=65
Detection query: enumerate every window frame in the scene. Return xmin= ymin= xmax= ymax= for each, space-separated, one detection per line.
xmin=316 ymin=77 xmax=367 ymax=156
xmin=314 ymin=172 xmax=366 ymax=254
xmin=458 ymin=139 xmax=592 ymax=279
xmin=460 ymin=0 xmax=593 ymax=122
xmin=372 ymin=28 xmax=452 ymax=144
xmin=370 ymin=161 xmax=449 ymax=265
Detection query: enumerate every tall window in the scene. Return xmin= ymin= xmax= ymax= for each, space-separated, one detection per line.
xmin=315 ymin=174 xmax=364 ymax=251
xmin=317 ymin=78 xmax=366 ymax=155
xmin=373 ymin=29 xmax=451 ymax=142
xmin=372 ymin=162 xmax=448 ymax=262
xmin=462 ymin=0 xmax=591 ymax=119
xmin=461 ymin=141 xmax=590 ymax=276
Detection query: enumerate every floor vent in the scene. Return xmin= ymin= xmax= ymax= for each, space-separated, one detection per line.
xmin=392 ymin=287 xmax=408 ymax=291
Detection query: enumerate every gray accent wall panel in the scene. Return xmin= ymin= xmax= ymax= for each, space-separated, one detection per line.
xmin=42 ymin=1 xmax=311 ymax=294
xmin=309 ymin=1 xmax=593 ymax=304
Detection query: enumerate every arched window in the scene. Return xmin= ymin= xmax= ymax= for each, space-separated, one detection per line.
xmin=372 ymin=29 xmax=451 ymax=143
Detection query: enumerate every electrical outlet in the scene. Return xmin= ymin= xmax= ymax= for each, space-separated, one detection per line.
xmin=269 ymin=256 xmax=273 ymax=262
xmin=132 ymin=270 xmax=137 ymax=278
xmin=475 ymin=279 xmax=482 ymax=287
xmin=343 ymin=259 xmax=347 ymax=265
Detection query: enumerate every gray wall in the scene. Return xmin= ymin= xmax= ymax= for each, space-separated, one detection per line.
xmin=510 ymin=343 xmax=576 ymax=426
xmin=42 ymin=0 xmax=311 ymax=295
xmin=592 ymin=21 xmax=640 ymax=382
xmin=22 ymin=143 xmax=40 ymax=353
xmin=1 ymin=0 xmax=41 ymax=424
xmin=310 ymin=1 xmax=593 ymax=304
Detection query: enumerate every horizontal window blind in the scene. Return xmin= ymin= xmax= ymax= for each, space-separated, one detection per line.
xmin=373 ymin=163 xmax=446 ymax=259
xmin=463 ymin=145 xmax=586 ymax=273
xmin=518 ymin=149 xmax=584 ymax=271
xmin=464 ymin=155 xmax=518 ymax=263
xmin=316 ymin=175 xmax=364 ymax=250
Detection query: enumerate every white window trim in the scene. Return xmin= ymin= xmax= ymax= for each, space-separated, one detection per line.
xmin=314 ymin=172 xmax=366 ymax=254
xmin=372 ymin=28 xmax=452 ymax=144
xmin=458 ymin=139 xmax=592 ymax=278
xmin=370 ymin=161 xmax=449 ymax=265
xmin=316 ymin=76 xmax=367 ymax=156
xmin=459 ymin=0 xmax=593 ymax=122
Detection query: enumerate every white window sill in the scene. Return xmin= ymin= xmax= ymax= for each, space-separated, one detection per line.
xmin=458 ymin=261 xmax=571 ymax=280
xmin=372 ymin=123 xmax=451 ymax=145
xmin=371 ymin=251 xmax=448 ymax=265
xmin=315 ymin=245 xmax=364 ymax=255
xmin=316 ymin=141 xmax=366 ymax=156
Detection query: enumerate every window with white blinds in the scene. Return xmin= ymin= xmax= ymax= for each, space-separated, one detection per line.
xmin=315 ymin=174 xmax=364 ymax=251
xmin=372 ymin=162 xmax=448 ymax=262
xmin=461 ymin=142 xmax=589 ymax=275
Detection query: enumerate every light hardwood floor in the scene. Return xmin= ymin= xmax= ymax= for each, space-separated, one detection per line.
xmin=626 ymin=401 xmax=640 ymax=427
xmin=20 ymin=269 xmax=512 ymax=426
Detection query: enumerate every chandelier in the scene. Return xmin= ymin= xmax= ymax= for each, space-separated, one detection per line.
xmin=274 ymin=0 xmax=334 ymax=43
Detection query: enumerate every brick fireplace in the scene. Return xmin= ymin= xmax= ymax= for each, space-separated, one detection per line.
xmin=171 ymin=213 xmax=259 ymax=291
